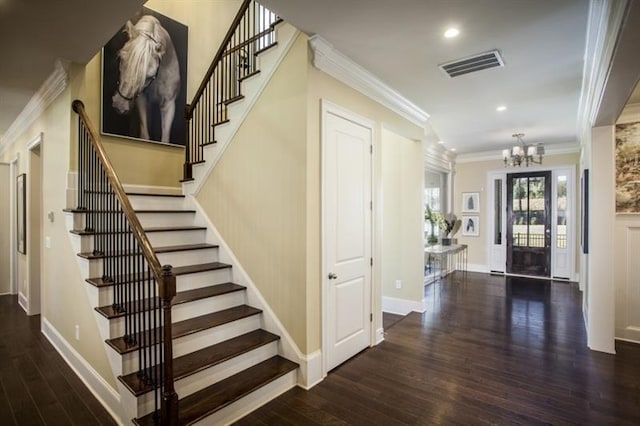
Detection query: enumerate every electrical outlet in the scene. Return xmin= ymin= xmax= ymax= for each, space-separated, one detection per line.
xmin=395 ymin=279 xmax=402 ymax=289
xmin=75 ymin=325 xmax=80 ymax=341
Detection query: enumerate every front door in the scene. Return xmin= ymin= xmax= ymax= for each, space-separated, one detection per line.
xmin=507 ymin=171 xmax=551 ymax=277
xmin=323 ymin=105 xmax=372 ymax=372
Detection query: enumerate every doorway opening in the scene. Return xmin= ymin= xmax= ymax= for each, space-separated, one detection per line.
xmin=489 ymin=166 xmax=575 ymax=280
xmin=27 ymin=134 xmax=43 ymax=315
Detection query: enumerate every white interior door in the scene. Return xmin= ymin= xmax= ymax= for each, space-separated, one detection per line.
xmin=323 ymin=104 xmax=372 ymax=373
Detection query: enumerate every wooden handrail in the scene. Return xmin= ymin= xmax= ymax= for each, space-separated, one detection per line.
xmin=186 ymin=0 xmax=252 ymax=118
xmin=72 ymin=100 xmax=164 ymax=281
xmin=72 ymin=99 xmax=178 ymax=424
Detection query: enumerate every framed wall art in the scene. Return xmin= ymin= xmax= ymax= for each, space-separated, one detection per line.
xmin=461 ymin=215 xmax=479 ymax=237
xmin=16 ymin=173 xmax=26 ymax=254
xmin=101 ymin=7 xmax=188 ymax=146
xmin=615 ymin=122 xmax=640 ymax=213
xmin=462 ymin=192 xmax=480 ymax=213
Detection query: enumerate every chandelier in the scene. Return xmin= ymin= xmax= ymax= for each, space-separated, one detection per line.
xmin=502 ymin=133 xmax=545 ymax=167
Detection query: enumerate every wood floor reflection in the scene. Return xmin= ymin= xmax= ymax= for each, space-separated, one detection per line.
xmin=235 ymin=272 xmax=640 ymax=425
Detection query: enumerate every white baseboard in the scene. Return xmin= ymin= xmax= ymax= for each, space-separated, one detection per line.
xmin=615 ymin=336 xmax=640 ymax=346
xmin=18 ymin=292 xmax=28 ymax=313
xmin=467 ymin=263 xmax=489 ymax=273
xmin=382 ymin=296 xmax=426 ymax=315
xmin=375 ymin=327 xmax=384 ymax=345
xmin=41 ymin=318 xmax=121 ymax=424
xmin=299 ymin=350 xmax=323 ymax=390
xmin=0 ymin=292 xmax=13 ymax=296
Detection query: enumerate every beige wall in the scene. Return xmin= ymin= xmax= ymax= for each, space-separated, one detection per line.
xmin=197 ymin=34 xmax=310 ymax=351
xmin=454 ymin=152 xmax=580 ymax=271
xmin=198 ymin=32 xmax=425 ymax=354
xmin=71 ymin=0 xmax=244 ymax=187
xmin=381 ymin=129 xmax=424 ymax=304
xmin=0 ymin=87 xmax=117 ymax=388
xmin=0 ymin=164 xmax=9 ymax=294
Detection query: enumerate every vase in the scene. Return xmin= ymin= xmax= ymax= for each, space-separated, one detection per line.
xmin=441 ymin=237 xmax=452 ymax=246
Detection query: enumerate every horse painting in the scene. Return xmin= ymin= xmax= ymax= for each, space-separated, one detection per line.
xmin=111 ymin=15 xmax=180 ymax=143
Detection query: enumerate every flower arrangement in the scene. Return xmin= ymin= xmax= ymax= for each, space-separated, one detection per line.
xmin=425 ymin=205 xmax=461 ymax=245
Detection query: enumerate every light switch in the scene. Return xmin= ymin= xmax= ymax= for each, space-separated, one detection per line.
xmin=45 ymin=236 xmax=51 ymax=249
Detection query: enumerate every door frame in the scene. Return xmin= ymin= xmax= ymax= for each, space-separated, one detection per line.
xmin=506 ymin=170 xmax=552 ymax=277
xmin=9 ymin=154 xmax=19 ymax=295
xmin=321 ymin=99 xmax=375 ymax=377
xmin=486 ymin=164 xmax=577 ymax=281
xmin=26 ymin=132 xmax=43 ymax=315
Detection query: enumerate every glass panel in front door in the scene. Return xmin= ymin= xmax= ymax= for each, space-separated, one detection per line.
xmin=507 ymin=172 xmax=551 ymax=277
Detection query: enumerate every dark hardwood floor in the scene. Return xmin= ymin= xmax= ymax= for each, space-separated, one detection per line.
xmin=0 ymin=295 xmax=116 ymax=425
xmin=235 ymin=272 xmax=640 ymax=425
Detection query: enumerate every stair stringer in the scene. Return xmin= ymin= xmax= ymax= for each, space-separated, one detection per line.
xmin=182 ymin=22 xmax=300 ymax=196
xmin=188 ymin=195 xmax=323 ymax=392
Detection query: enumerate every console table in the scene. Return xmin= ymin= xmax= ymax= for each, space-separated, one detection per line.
xmin=424 ymin=244 xmax=468 ymax=282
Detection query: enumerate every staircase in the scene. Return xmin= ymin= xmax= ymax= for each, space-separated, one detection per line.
xmin=65 ymin=2 xmax=302 ymax=423
xmin=66 ymin=190 xmax=297 ymax=424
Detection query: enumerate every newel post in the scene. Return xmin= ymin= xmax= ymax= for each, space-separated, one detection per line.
xmin=183 ymin=104 xmax=193 ymax=181
xmin=160 ymin=265 xmax=179 ymax=425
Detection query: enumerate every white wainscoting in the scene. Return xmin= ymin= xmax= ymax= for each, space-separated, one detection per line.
xmin=615 ymin=223 xmax=640 ymax=344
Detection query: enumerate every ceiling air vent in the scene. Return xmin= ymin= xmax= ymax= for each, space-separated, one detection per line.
xmin=439 ymin=50 xmax=504 ymax=78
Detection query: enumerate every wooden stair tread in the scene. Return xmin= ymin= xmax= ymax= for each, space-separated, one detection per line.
xmin=223 ymin=95 xmax=244 ymax=105
xmin=134 ymin=356 xmax=298 ymax=426
xmin=212 ymin=119 xmax=230 ymax=127
xmin=238 ymin=69 xmax=260 ymax=82
xmin=86 ymin=262 xmax=232 ymax=287
xmin=70 ymin=225 xmax=206 ymax=236
xmin=126 ymin=192 xmax=184 ymax=198
xmin=95 ymin=283 xmax=245 ymax=319
xmin=64 ymin=209 xmax=194 ymax=214
xmin=120 ymin=329 xmax=280 ymax=396
xmin=106 ymin=305 xmax=261 ymax=354
xmin=78 ymin=243 xmax=218 ymax=260
xmin=255 ymin=41 xmax=278 ymax=56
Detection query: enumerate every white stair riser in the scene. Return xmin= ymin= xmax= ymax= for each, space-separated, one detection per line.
xmin=136 ymin=342 xmax=279 ymax=417
xmin=157 ymin=248 xmax=219 ymax=268
xmin=176 ymin=268 xmax=233 ymax=291
xmin=102 ymin=291 xmax=247 ymax=339
xmin=147 ymin=229 xmax=207 ymax=246
xmin=193 ymin=369 xmax=298 ymax=426
xmin=90 ymin=267 xmax=235 ymax=306
xmin=118 ymin=315 xmax=262 ymax=376
xmin=128 ymin=195 xmax=186 ymax=211
xmin=137 ymin=212 xmax=196 ymax=228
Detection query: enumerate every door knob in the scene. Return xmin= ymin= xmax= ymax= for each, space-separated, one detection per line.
xmin=328 ymin=272 xmax=338 ymax=280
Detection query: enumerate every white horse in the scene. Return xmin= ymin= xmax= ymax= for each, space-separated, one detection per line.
xmin=112 ymin=15 xmax=180 ymax=143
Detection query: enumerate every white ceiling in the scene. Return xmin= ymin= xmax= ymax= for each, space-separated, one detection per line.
xmin=0 ymin=0 xmax=145 ymax=138
xmin=260 ymin=0 xmax=589 ymax=154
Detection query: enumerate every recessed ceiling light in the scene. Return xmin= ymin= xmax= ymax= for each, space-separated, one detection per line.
xmin=450 ymin=148 xmax=457 ymax=152
xmin=496 ymin=105 xmax=507 ymax=112
xmin=438 ymin=140 xmax=445 ymax=144
xmin=444 ymin=28 xmax=460 ymax=39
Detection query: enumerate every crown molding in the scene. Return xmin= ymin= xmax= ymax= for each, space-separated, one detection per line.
xmin=424 ymin=144 xmax=453 ymax=172
xmin=0 ymin=60 xmax=70 ymax=156
xmin=576 ymin=0 xmax=629 ymax=135
xmin=308 ymin=35 xmax=429 ymax=128
xmin=455 ymin=142 xmax=580 ymax=164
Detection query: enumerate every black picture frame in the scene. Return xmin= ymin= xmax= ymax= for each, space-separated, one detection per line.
xmin=101 ymin=7 xmax=188 ymax=146
xmin=17 ymin=173 xmax=26 ymax=255
xmin=581 ymin=169 xmax=589 ymax=254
